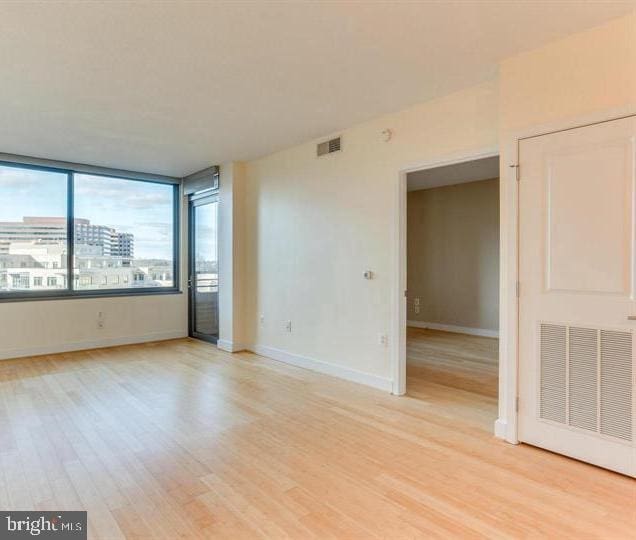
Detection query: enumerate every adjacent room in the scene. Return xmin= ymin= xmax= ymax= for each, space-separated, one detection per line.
xmin=0 ymin=2 xmax=635 ymax=538
xmin=406 ymin=156 xmax=500 ymax=432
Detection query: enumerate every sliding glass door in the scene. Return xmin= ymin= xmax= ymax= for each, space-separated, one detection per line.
xmin=188 ymin=194 xmax=219 ymax=343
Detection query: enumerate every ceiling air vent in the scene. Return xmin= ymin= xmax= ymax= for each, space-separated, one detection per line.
xmin=317 ymin=137 xmax=341 ymax=157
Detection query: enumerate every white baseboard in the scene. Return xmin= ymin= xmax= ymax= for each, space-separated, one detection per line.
xmin=0 ymin=331 xmax=188 ymax=361
xmin=217 ymin=339 xmax=247 ymax=353
xmin=248 ymin=343 xmax=393 ymax=392
xmin=407 ymin=320 xmax=499 ymax=338
xmin=1 ymin=335 xmax=392 ymax=395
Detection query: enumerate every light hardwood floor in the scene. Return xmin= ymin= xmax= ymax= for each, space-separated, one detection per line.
xmin=407 ymin=327 xmax=499 ymax=432
xmin=0 ymin=338 xmax=634 ymax=539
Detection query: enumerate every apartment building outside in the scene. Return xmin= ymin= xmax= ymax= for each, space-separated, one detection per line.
xmin=0 ymin=217 xmax=173 ymax=291
xmin=0 ymin=217 xmax=135 ymax=257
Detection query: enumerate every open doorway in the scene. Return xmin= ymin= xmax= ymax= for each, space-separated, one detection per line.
xmin=405 ymin=155 xmax=500 ymax=431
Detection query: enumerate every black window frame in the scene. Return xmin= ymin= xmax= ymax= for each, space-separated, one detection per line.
xmin=0 ymin=159 xmax=181 ymax=302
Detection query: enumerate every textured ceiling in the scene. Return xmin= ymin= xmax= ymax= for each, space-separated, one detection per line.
xmin=407 ymin=156 xmax=500 ymax=191
xmin=0 ymin=1 xmax=633 ymax=176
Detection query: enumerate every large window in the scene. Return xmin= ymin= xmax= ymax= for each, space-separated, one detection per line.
xmin=0 ymin=161 xmax=179 ymax=300
xmin=73 ymin=174 xmax=176 ymax=291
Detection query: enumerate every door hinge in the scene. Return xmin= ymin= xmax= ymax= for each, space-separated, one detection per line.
xmin=515 ymin=396 xmax=520 ymax=412
xmin=404 ymin=289 xmax=408 ymax=298
xmin=510 ymin=163 xmax=520 ymax=182
xmin=516 ymin=281 xmax=520 ymax=298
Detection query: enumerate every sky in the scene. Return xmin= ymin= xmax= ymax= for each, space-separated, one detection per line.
xmin=0 ymin=166 xmax=174 ymax=260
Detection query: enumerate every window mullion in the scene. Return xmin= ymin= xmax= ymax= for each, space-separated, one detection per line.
xmin=67 ymin=172 xmax=74 ymax=293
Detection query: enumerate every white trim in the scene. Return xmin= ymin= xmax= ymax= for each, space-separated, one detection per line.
xmin=494 ymin=418 xmax=508 ymax=439
xmin=391 ymin=170 xmax=408 ymax=395
xmin=498 ymin=135 xmax=520 ymax=443
xmin=407 ymin=320 xmax=499 ymax=338
xmin=217 ymin=339 xmax=246 ymax=353
xmin=0 ymin=331 xmax=187 ymax=361
xmin=392 ymin=147 xmax=500 ymax=399
xmin=249 ymin=343 xmax=393 ymax=392
xmin=399 ymin=148 xmax=500 ymax=177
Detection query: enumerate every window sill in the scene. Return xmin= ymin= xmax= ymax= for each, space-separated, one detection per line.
xmin=0 ymin=288 xmax=183 ymax=303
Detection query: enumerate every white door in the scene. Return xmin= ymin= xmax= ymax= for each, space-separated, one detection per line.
xmin=518 ymin=115 xmax=636 ymax=477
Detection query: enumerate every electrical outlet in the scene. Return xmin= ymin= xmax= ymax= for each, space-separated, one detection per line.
xmin=285 ymin=320 xmax=292 ymax=332
xmin=378 ymin=333 xmax=388 ymax=347
xmin=260 ymin=314 xmax=265 ymax=324
xmin=97 ymin=311 xmax=105 ymax=329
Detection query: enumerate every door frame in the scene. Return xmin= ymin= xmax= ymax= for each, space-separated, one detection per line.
xmin=188 ymin=190 xmax=220 ymax=344
xmin=391 ymin=147 xmax=499 ymax=396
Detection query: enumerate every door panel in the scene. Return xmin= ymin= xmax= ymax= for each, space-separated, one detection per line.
xmin=189 ymin=196 xmax=219 ymax=343
xmin=518 ymin=115 xmax=636 ymax=477
xmin=545 ymin=140 xmax=632 ymax=294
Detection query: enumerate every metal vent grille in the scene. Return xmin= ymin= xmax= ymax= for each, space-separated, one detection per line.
xmin=317 ymin=137 xmax=341 ymax=156
xmin=539 ymin=323 xmax=633 ymax=442
xmin=540 ymin=324 xmax=567 ymax=423
xmin=601 ymin=330 xmax=633 ymax=441
xmin=569 ymin=327 xmax=598 ymax=431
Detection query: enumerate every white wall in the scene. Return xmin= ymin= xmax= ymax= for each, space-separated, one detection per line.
xmin=407 ymin=178 xmax=499 ymax=332
xmin=499 ymin=12 xmax=636 ymax=133
xmin=242 ymin=12 xmax=636 ymax=396
xmin=243 ymin=81 xmax=498 ymax=384
xmin=0 ymin=189 xmax=189 ymax=360
xmin=0 ymin=294 xmax=187 ymax=359
xmin=218 ymin=161 xmax=247 ymax=352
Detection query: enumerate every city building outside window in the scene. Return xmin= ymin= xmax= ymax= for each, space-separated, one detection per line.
xmin=10 ymin=274 xmax=29 ymax=289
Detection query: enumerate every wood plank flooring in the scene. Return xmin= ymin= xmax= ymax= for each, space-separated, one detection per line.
xmin=407 ymin=327 xmax=499 ymax=432
xmin=0 ymin=338 xmax=634 ymax=539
